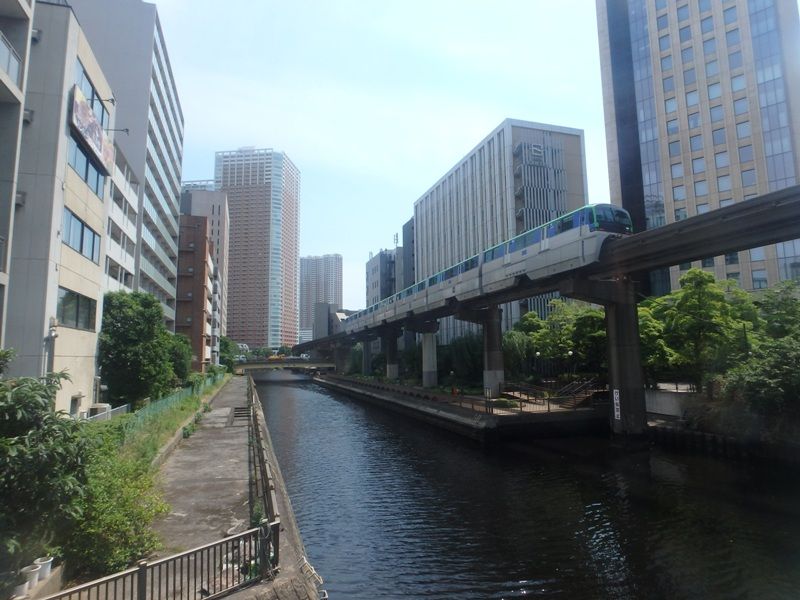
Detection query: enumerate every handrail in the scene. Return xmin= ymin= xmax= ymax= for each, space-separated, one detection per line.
xmin=0 ymin=29 xmax=21 ymax=87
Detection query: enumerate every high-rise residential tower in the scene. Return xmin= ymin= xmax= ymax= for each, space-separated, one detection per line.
xmin=69 ymin=0 xmax=185 ymax=327
xmin=413 ymin=118 xmax=588 ymax=342
xmin=215 ymin=148 xmax=300 ymax=349
xmin=299 ymin=254 xmax=342 ymax=343
xmin=0 ymin=0 xmax=33 ymax=346
xmin=597 ymin=0 xmax=800 ymax=293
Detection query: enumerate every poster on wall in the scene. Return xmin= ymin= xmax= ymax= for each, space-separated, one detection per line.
xmin=70 ymin=85 xmax=114 ymax=175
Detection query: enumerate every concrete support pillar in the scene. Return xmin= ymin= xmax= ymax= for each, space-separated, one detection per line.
xmin=361 ymin=341 xmax=372 ymax=376
xmin=384 ymin=333 xmax=399 ymax=380
xmin=482 ymin=305 xmax=504 ymax=398
xmin=333 ymin=345 xmax=350 ymax=374
xmin=606 ymin=284 xmax=646 ymax=436
xmin=422 ymin=332 xmax=437 ymax=388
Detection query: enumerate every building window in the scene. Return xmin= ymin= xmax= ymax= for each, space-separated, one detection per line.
xmin=680 ymin=26 xmax=692 ymax=43
xmin=710 ymin=105 xmax=723 ymax=123
xmin=739 ymin=145 xmax=753 ymax=163
xmin=657 ymin=14 xmax=668 ymax=30
xmin=741 ymin=168 xmax=756 ymax=187
xmin=703 ymin=38 xmax=716 ymax=55
xmin=725 ymin=252 xmax=739 ymax=265
xmin=692 ymin=157 xmax=705 ymax=174
xmin=63 ymin=208 xmax=101 ymax=263
xmin=67 ymin=136 xmax=105 ymax=199
xmin=697 ymin=203 xmax=710 ymax=215
xmin=681 ymin=46 xmax=694 ymax=63
xmin=718 ymin=174 xmax=732 ymax=192
xmin=729 ymin=50 xmax=742 ymax=70
xmin=665 ymin=97 xmax=678 ymax=113
xmin=688 ymin=112 xmax=701 ymax=129
xmin=684 ymin=68 xmax=696 ymax=85
xmin=702 ymin=257 xmax=715 ymax=267
xmin=686 ymin=90 xmax=699 ymax=107
xmin=667 ymin=118 xmax=679 ymax=135
xmin=750 ymin=247 xmax=766 ymax=261
xmin=671 ymin=163 xmax=684 ymax=178
xmin=74 ymin=60 xmax=109 ymax=128
xmin=720 ymin=198 xmax=734 ymax=208
xmin=752 ymin=269 xmax=768 ymax=289
xmin=698 ymin=0 xmax=711 ymax=12
xmin=706 ymin=59 xmax=719 ymax=77
xmin=731 ymin=74 xmax=746 ymax=92
xmin=724 ymin=6 xmax=737 ymax=25
xmin=677 ymin=4 xmax=689 ymax=21
xmin=694 ymin=180 xmax=708 ymax=196
xmin=659 ymin=34 xmax=671 ymax=51
xmin=673 ymin=185 xmax=687 ymax=201
xmin=726 ymin=28 xmax=740 ymax=47
xmin=679 ymin=262 xmax=692 ymax=271
xmin=57 ymin=287 xmax=97 ymax=331
xmin=675 ymin=207 xmax=688 ymax=221
xmin=727 ymin=272 xmax=740 ymax=284
xmin=736 ymin=121 xmax=751 ymax=139
xmin=707 ymin=82 xmax=721 ymax=100
xmin=715 ymin=151 xmax=729 ymax=169
xmin=656 ymin=0 xmax=667 ymax=9
xmin=690 ymin=134 xmax=703 ymax=151
xmin=669 ymin=140 xmax=681 ymax=157
xmin=663 ymin=76 xmax=675 ymax=93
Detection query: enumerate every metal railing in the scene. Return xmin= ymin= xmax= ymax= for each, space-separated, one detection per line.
xmin=40 ymin=527 xmax=270 ymax=600
xmin=246 ymin=376 xmax=281 ymax=566
xmin=86 ymin=404 xmax=131 ymax=421
xmin=0 ymin=29 xmax=21 ymax=87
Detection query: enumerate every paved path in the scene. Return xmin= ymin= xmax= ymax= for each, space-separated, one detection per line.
xmin=152 ymin=376 xmax=320 ymax=600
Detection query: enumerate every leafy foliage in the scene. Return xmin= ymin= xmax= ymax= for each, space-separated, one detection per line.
xmin=99 ymin=292 xmax=174 ymax=405
xmin=167 ymin=334 xmax=193 ymax=386
xmin=218 ymin=336 xmax=237 ymax=373
xmin=0 ymin=373 xmax=89 ymax=576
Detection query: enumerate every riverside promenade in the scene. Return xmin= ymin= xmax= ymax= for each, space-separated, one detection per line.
xmin=152 ymin=376 xmax=321 ymax=600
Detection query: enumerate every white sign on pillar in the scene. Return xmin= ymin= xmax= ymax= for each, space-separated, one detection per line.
xmin=613 ymin=389 xmax=621 ymax=420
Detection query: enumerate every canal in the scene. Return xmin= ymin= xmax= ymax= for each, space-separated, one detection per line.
xmin=257 ymin=372 xmax=800 ymax=599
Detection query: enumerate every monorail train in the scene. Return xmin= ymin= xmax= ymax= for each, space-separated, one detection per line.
xmin=341 ymin=203 xmax=633 ymax=334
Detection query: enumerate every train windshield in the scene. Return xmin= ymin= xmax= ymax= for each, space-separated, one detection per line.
xmin=593 ymin=205 xmax=633 ymax=234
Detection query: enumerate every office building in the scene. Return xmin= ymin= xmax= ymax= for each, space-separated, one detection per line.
xmin=597 ymin=0 xmax=800 ymax=293
xmin=181 ymin=182 xmax=229 ymax=337
xmin=299 ymin=254 xmax=342 ymax=343
xmin=69 ymin=0 xmax=185 ymax=327
xmin=366 ymin=249 xmax=396 ymax=307
xmin=176 ymin=215 xmax=215 ymax=372
xmin=0 ymin=0 xmax=33 ymax=346
xmin=215 ymin=148 xmax=300 ymax=349
xmin=413 ymin=118 xmax=588 ymax=342
xmin=7 ymin=1 xmax=115 ymax=414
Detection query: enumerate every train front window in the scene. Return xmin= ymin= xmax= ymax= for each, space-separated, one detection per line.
xmin=594 ymin=205 xmax=633 ymax=233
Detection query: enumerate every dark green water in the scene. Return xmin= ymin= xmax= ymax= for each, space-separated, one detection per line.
xmin=257 ymin=372 xmax=800 ymax=599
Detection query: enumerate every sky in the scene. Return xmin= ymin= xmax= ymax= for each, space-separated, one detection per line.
xmin=152 ymin=0 xmax=612 ymax=311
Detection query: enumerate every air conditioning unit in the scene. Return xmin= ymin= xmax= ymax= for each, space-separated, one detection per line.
xmin=31 ymin=28 xmax=41 ymax=44
xmin=22 ymin=109 xmax=34 ymax=124
xmin=15 ymin=191 xmax=25 ymax=207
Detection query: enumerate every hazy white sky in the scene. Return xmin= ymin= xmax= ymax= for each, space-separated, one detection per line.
xmin=152 ymin=1 xmax=618 ymax=309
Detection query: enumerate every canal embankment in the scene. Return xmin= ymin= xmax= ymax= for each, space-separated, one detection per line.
xmin=311 ymin=373 xmax=608 ymax=444
xmin=152 ymin=375 xmax=322 ymax=600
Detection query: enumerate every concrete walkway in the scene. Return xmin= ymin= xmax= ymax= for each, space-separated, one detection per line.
xmin=152 ymin=376 xmax=320 ymax=600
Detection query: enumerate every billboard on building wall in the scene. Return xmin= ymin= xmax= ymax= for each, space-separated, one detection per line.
xmin=70 ymin=85 xmax=114 ymax=175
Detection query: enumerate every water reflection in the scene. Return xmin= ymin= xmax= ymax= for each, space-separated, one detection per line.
xmin=257 ymin=372 xmax=800 ymax=599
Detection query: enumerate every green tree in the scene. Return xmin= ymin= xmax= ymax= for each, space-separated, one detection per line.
xmin=758 ymin=280 xmax=800 ymax=339
xmin=514 ymin=311 xmax=544 ymax=335
xmin=502 ymin=330 xmax=534 ymax=379
xmin=219 ymin=336 xmax=237 ymax=372
xmin=638 ymin=306 xmax=676 ymax=387
xmin=166 ymin=334 xmax=192 ymax=385
xmin=99 ymin=292 xmax=174 ymax=405
xmin=572 ymin=308 xmax=607 ymax=377
xmin=0 ymin=373 xmax=89 ymax=579
xmin=655 ymin=269 xmax=748 ymax=390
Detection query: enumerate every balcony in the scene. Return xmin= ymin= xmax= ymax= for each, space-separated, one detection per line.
xmin=0 ymin=29 xmax=21 ymax=90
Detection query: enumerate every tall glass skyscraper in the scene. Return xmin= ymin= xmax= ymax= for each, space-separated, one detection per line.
xmin=299 ymin=254 xmax=342 ymax=343
xmin=215 ymin=148 xmax=299 ymax=349
xmin=70 ymin=0 xmax=185 ymax=328
xmin=597 ymin=0 xmax=800 ymax=293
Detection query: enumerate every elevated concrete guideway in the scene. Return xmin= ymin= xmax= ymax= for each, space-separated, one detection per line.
xmin=295 ymin=185 xmax=800 ymax=438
